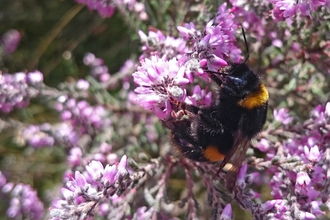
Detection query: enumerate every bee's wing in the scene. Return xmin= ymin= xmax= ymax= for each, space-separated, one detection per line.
xmin=214 ymin=125 xmax=251 ymax=190
xmin=225 ymin=134 xmax=250 ymax=190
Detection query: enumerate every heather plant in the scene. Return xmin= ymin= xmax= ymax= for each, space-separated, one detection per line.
xmin=1 ymin=0 xmax=330 ymax=220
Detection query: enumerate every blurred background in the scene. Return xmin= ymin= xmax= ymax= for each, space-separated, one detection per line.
xmin=1 ymin=0 xmax=330 ymax=219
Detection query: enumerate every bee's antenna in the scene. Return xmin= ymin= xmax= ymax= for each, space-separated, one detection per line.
xmin=241 ymin=28 xmax=249 ymax=65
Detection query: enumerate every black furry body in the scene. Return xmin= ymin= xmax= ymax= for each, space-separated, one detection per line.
xmin=164 ymin=63 xmax=268 ymax=164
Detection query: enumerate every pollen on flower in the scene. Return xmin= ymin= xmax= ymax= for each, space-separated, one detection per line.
xmin=168 ymin=86 xmax=184 ymax=99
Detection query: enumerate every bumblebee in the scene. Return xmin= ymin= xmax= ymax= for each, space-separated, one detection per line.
xmin=163 ymin=29 xmax=268 ymax=182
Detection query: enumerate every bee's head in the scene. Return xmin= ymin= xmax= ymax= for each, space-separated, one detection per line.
xmin=216 ymin=63 xmax=260 ymax=99
xmin=206 ymin=28 xmax=261 ymax=99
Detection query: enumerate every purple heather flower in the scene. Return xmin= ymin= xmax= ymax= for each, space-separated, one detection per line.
xmin=298 ymin=0 xmax=325 ymax=16
xmin=256 ymin=138 xmax=270 ymax=152
xmin=177 ymin=22 xmax=198 ymax=40
xmin=23 ymin=124 xmax=55 ymax=148
xmin=133 ymin=56 xmax=189 ymax=119
xmin=75 ymin=0 xmax=148 ymax=19
xmin=264 ymin=102 xmax=330 ymax=218
xmin=182 ymin=58 xmax=207 ymax=82
xmin=50 ymin=155 xmax=136 ymax=219
xmin=103 ymin=163 xmax=118 ymax=184
xmin=271 ymin=0 xmax=298 ymax=21
xmin=67 ymin=171 xmax=89 ymax=193
xmin=296 ymin=171 xmax=311 ymax=186
xmin=133 ymin=3 xmax=148 ymax=20
xmin=6 ymin=183 xmax=44 ymax=220
xmin=82 ymin=53 xmax=111 ymax=83
xmin=95 ymin=2 xmax=115 ymax=17
xmin=270 ymin=0 xmax=325 ymax=20
xmin=177 ymin=3 xmax=241 ymax=73
xmin=261 ymin=199 xmax=285 ymax=212
xmin=85 ymin=160 xmax=104 ymax=181
xmin=138 ymin=29 xmax=188 ymax=59
xmin=93 ymin=153 xmax=106 ymax=163
xmin=219 ymin=204 xmax=232 ymax=220
xmin=236 ymin=163 xmax=248 ymax=189
xmin=53 ymin=122 xmax=80 ymax=147
xmin=135 ymin=206 xmax=154 ymax=220
xmin=230 ymin=4 xmax=266 ymax=41
xmin=0 ymin=171 xmax=7 ymax=187
xmin=214 ymin=3 xmax=237 ymax=41
xmin=273 ymin=108 xmax=293 ymax=124
xmin=99 ymin=142 xmax=112 ymax=153
xmin=0 ymin=70 xmax=45 ymax=113
xmin=1 ymin=29 xmax=21 ymax=54
xmin=119 ymin=59 xmax=136 ymax=75
xmin=0 ymin=72 xmax=31 ymax=113
xmin=83 ymin=53 xmax=103 ymax=66
xmin=138 ymin=29 xmax=165 ymax=47
xmin=98 ymin=203 xmax=110 ymax=216
xmin=76 ymin=79 xmax=89 ymax=90
xmin=325 ymin=102 xmax=330 ymax=116
xmin=245 ymin=172 xmax=260 ymax=185
xmin=56 ymin=96 xmax=111 ymax=137
xmin=107 ymin=153 xmax=118 ymax=164
xmin=304 ymin=145 xmax=321 ymax=162
xmin=75 ymin=0 xmax=115 ymax=17
xmin=26 ymin=70 xmax=44 ymax=86
xmin=2 ymin=182 xmax=15 ymax=193
xmin=310 ymin=201 xmax=324 ymax=216
xmin=185 ymin=85 xmax=212 ymax=107
xmin=298 ymin=211 xmax=316 ymax=220
xmin=67 ymin=147 xmax=83 ymax=166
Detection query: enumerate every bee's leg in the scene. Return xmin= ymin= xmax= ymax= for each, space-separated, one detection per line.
xmin=165 ymin=100 xmax=209 ymax=161
xmin=171 ymin=131 xmax=208 ymax=162
xmin=168 ymin=99 xmax=200 ymax=121
xmin=207 ymin=72 xmax=223 ymax=86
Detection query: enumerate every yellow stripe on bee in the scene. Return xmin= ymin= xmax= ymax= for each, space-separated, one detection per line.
xmin=203 ymin=145 xmax=226 ymax=162
xmin=238 ymin=84 xmax=268 ymax=110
